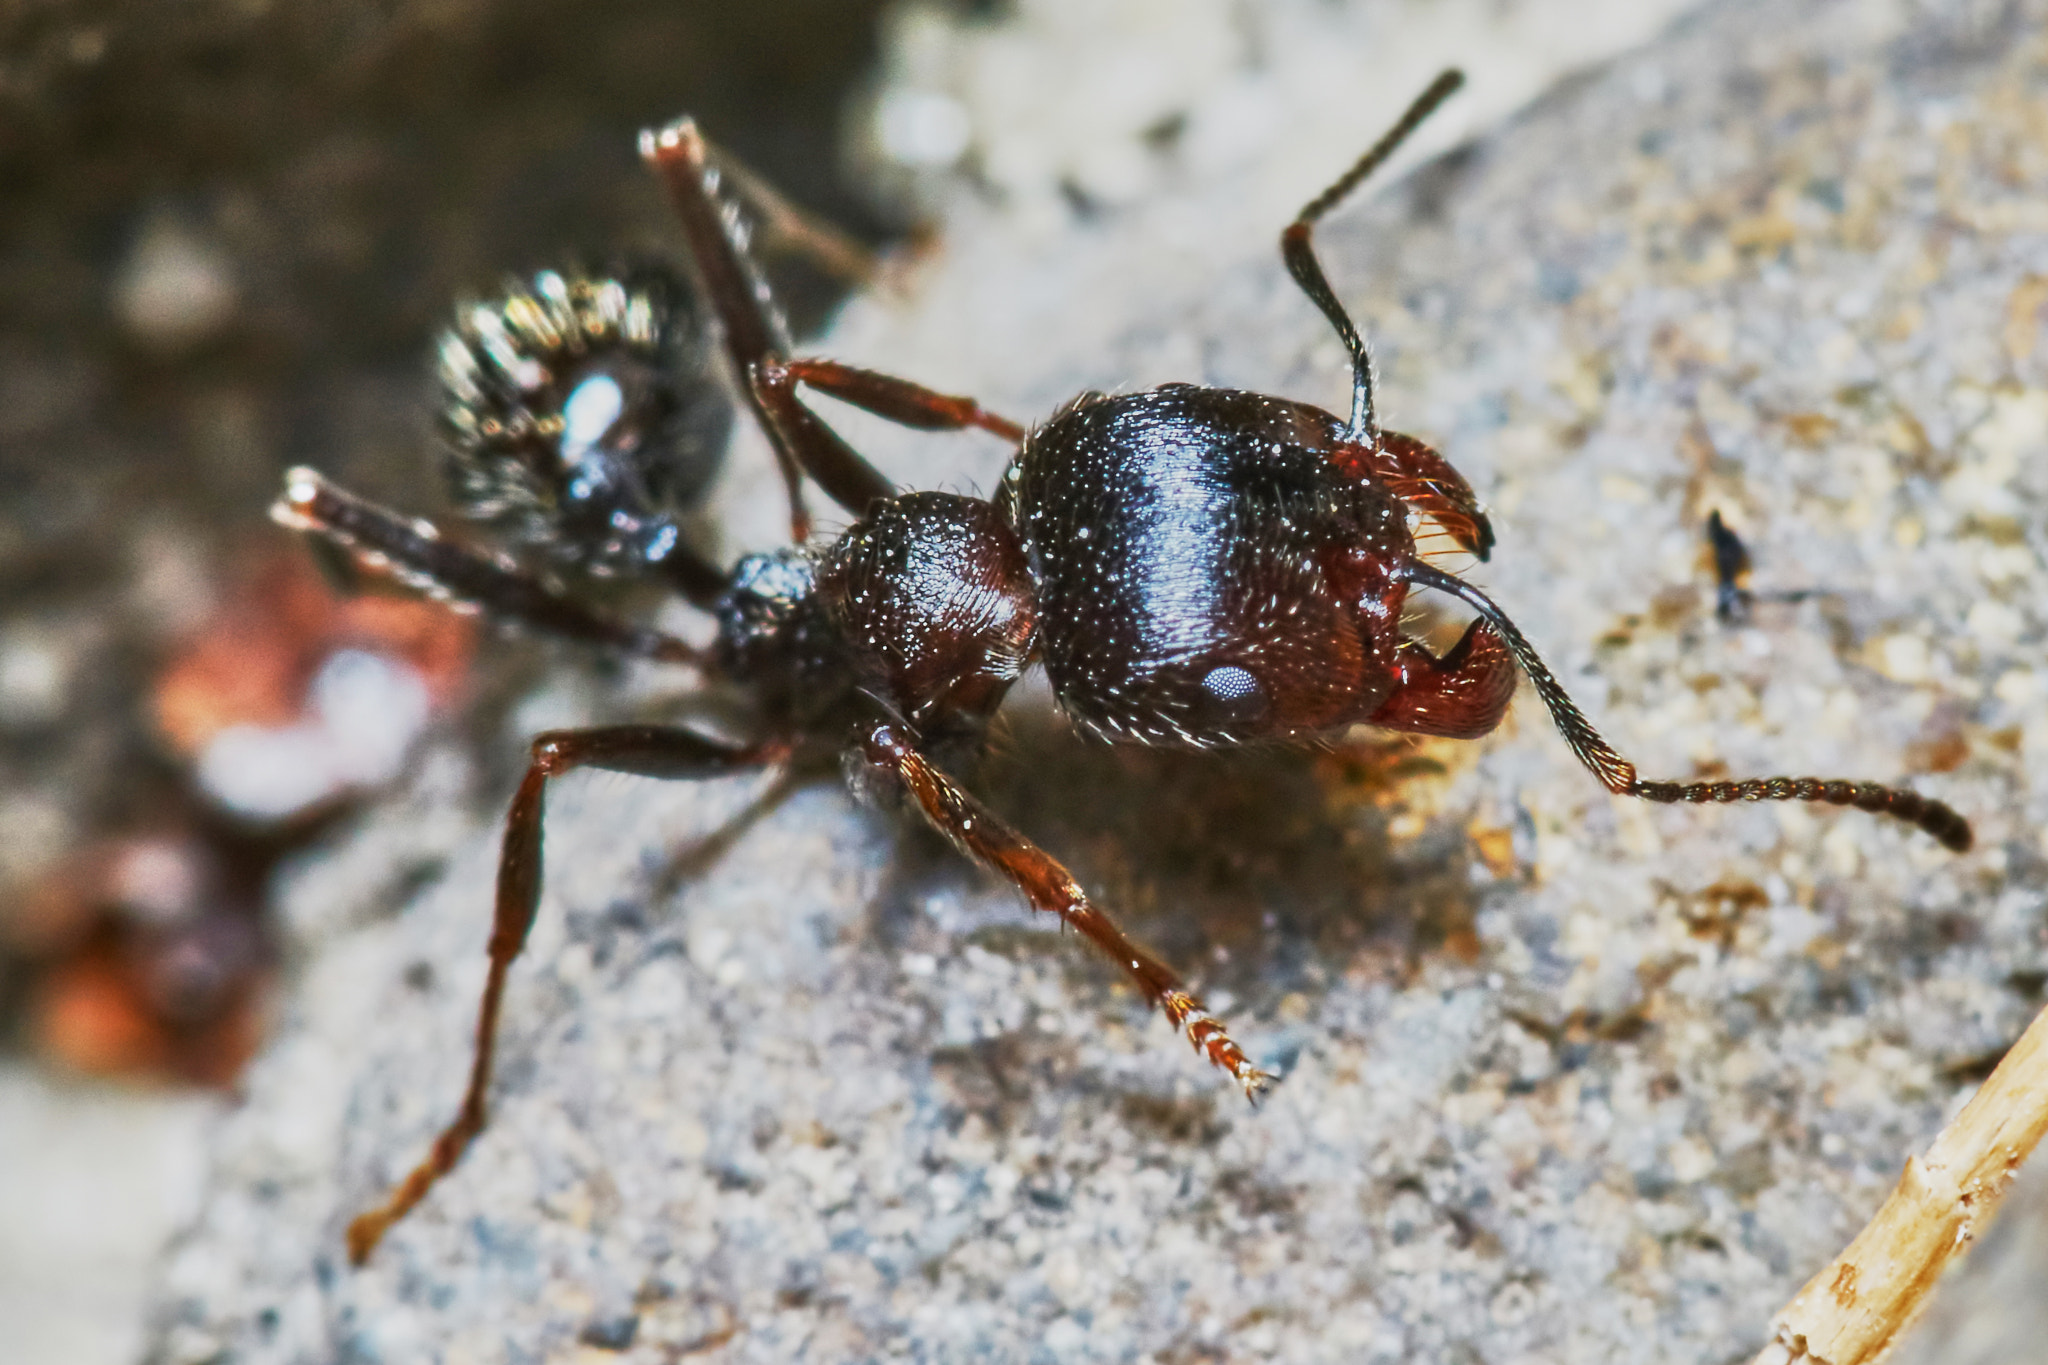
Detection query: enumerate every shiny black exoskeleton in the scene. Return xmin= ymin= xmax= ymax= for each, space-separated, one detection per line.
xmin=277 ymin=71 xmax=1970 ymax=1266
xmin=1008 ymin=387 xmax=1415 ymax=747
xmin=438 ymin=265 xmax=732 ymax=579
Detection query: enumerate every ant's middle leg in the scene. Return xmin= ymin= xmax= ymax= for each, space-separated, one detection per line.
xmin=859 ymin=722 xmax=1272 ymax=1101
xmin=741 ymin=357 xmax=1027 ymax=532
xmin=755 ymin=359 xmax=1024 ymax=443
xmin=641 ymin=120 xmax=1024 ymax=539
xmin=345 ymin=725 xmax=789 ymax=1265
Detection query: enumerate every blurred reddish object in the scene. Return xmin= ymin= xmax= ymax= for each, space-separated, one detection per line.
xmin=17 ymin=834 xmax=269 ymax=1089
xmin=12 ymin=537 xmax=479 ymax=1087
xmin=153 ymin=541 xmax=477 ymax=822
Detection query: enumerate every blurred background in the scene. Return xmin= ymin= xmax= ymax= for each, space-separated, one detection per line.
xmin=0 ymin=3 xmax=903 ymax=1359
xmin=0 ymin=0 xmax=1717 ymax=1360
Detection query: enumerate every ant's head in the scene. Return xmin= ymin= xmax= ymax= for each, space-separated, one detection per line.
xmin=438 ymin=265 xmax=731 ymax=574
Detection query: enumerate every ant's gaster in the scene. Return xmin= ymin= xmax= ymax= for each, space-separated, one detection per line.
xmin=276 ymin=71 xmax=1971 ymax=1266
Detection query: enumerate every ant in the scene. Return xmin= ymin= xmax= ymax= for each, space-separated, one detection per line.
xmin=1707 ymin=509 xmax=1757 ymax=624
xmin=275 ymin=69 xmax=1971 ymax=1266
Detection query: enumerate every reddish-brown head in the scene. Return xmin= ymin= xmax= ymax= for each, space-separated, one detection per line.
xmin=1006 ymin=384 xmax=1431 ymax=747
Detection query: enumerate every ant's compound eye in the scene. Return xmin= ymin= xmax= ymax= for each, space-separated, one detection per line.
xmin=437 ymin=265 xmax=732 ymax=570
xmin=1199 ymin=664 xmax=1270 ymax=724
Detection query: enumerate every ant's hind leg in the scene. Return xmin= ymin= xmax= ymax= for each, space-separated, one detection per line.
xmin=702 ymin=144 xmax=883 ymax=293
xmin=642 ymin=120 xmax=892 ymax=539
xmin=273 ymin=469 xmax=713 ymax=661
xmin=642 ymin=122 xmax=1025 ymax=537
xmin=345 ymin=726 xmax=788 ymax=1265
xmin=859 ymin=722 xmax=1273 ymax=1101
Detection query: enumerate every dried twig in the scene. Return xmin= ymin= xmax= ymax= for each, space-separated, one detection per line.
xmin=1754 ymin=1000 xmax=2048 ymax=1365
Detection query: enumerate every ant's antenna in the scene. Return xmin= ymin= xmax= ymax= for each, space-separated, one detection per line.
xmin=1282 ymin=69 xmax=1465 ymax=446
xmin=1400 ymin=560 xmax=1972 ymax=851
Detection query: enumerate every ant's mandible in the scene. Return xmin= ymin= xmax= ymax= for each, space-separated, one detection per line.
xmin=275 ymin=70 xmax=1972 ymax=1266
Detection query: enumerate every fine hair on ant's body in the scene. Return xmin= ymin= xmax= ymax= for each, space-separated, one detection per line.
xmin=276 ymin=70 xmax=1971 ymax=1266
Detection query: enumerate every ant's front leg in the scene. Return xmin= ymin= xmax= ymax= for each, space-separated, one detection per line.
xmin=273 ymin=469 xmax=713 ymax=661
xmin=859 ymin=722 xmax=1273 ymax=1100
xmin=346 ymin=725 xmax=789 ymax=1265
xmin=1366 ymin=618 xmax=1518 ymax=739
xmin=641 ymin=121 xmax=1023 ymax=538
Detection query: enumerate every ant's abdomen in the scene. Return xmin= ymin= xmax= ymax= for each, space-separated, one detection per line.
xmin=440 ymin=266 xmax=730 ymax=574
xmin=1007 ymin=385 xmax=1415 ymax=748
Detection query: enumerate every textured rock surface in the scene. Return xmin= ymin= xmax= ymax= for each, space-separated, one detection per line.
xmin=150 ymin=1 xmax=2047 ymax=1361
